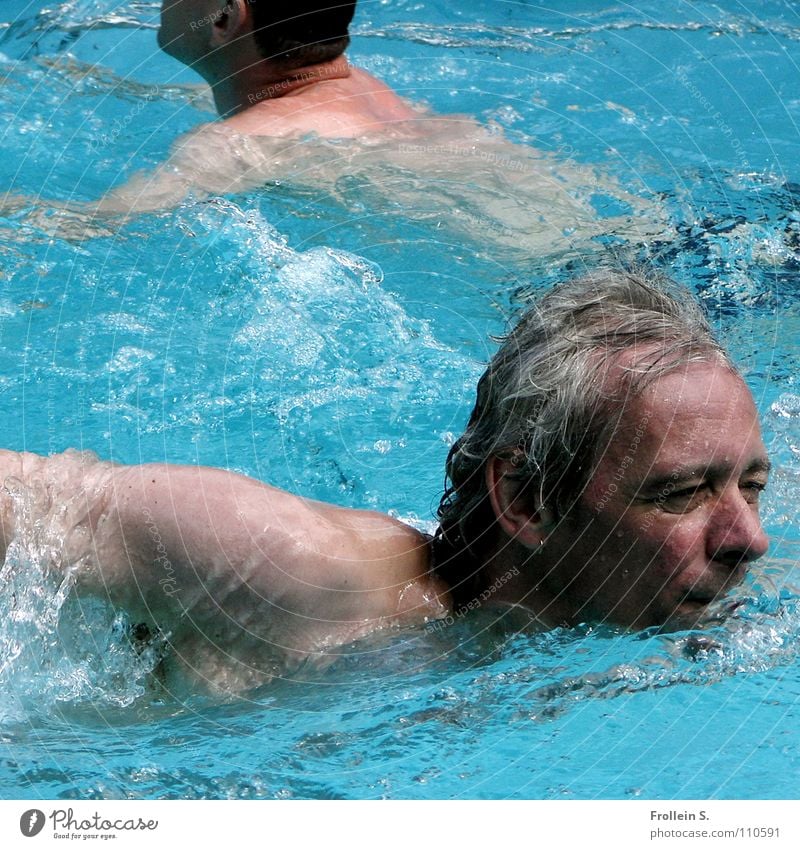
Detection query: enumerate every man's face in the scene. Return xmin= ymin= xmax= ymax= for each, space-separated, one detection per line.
xmin=538 ymin=362 xmax=770 ymax=629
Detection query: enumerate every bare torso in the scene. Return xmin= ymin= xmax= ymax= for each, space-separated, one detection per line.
xmin=3 ymin=59 xmax=667 ymax=256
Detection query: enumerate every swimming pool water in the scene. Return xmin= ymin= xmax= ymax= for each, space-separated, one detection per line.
xmin=1 ymin=0 xmax=800 ymax=799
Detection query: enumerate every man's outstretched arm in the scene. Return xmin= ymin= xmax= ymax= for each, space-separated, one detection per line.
xmin=0 ymin=450 xmax=442 ymax=689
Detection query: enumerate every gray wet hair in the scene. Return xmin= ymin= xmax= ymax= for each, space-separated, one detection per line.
xmin=433 ymin=267 xmax=735 ymax=596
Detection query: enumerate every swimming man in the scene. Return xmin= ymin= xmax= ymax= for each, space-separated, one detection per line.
xmin=0 ymin=268 xmax=770 ymax=692
xmin=158 ymin=0 xmax=418 ymax=136
xmin=2 ymin=1 xmax=664 ymax=251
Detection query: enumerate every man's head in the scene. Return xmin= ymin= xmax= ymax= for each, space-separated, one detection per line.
xmin=435 ymin=268 xmax=770 ymax=628
xmin=249 ymin=1 xmax=356 ymax=68
xmin=159 ymin=1 xmax=356 ymax=78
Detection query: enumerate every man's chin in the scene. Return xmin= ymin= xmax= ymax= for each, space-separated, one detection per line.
xmin=662 ymin=596 xmax=737 ymax=631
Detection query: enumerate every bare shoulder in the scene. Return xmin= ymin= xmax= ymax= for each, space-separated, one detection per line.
xmin=221 ymin=67 xmax=420 ymax=139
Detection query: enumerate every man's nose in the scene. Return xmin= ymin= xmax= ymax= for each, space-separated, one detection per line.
xmin=707 ymin=488 xmax=769 ymax=568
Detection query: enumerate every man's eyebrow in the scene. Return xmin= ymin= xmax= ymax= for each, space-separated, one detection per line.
xmin=745 ymin=457 xmax=772 ymax=475
xmin=637 ymin=457 xmax=772 ymax=493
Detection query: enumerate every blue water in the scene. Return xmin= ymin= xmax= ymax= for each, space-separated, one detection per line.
xmin=1 ymin=0 xmax=800 ymax=799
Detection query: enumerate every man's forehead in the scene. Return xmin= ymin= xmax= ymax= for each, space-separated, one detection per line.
xmin=589 ymin=342 xmax=711 ymax=400
xmin=637 ymin=360 xmax=753 ymax=411
xmin=607 ymin=361 xmax=765 ymax=465
xmin=605 ymin=361 xmax=757 ymax=443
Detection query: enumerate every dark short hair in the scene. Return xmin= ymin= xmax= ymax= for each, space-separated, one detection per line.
xmin=250 ymin=1 xmax=357 ymax=69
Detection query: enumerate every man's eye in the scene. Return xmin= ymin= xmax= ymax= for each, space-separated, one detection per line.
xmin=658 ymin=485 xmax=707 ymax=512
xmin=741 ymin=480 xmax=767 ymax=503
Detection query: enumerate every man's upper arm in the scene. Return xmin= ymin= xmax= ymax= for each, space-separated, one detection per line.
xmin=105 ymin=464 xmax=299 ymax=612
xmin=1 ymin=453 xmax=432 ymax=644
xmin=106 ymin=465 xmax=414 ymax=618
xmin=108 ymin=463 xmax=432 ymax=628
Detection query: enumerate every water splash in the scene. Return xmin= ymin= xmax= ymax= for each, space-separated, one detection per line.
xmin=0 ymin=470 xmax=164 ymax=722
xmin=505 ymin=584 xmax=800 ymax=723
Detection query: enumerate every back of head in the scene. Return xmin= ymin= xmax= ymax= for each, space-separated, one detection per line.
xmin=249 ymin=1 xmax=357 ymax=69
xmin=434 ymin=267 xmax=734 ymax=599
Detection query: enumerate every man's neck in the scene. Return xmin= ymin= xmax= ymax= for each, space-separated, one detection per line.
xmin=212 ymin=56 xmax=353 ymax=118
xmin=480 ymin=540 xmax=574 ymax=628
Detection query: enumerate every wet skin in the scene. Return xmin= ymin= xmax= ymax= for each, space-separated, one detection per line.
xmin=531 ymin=363 xmax=770 ymax=629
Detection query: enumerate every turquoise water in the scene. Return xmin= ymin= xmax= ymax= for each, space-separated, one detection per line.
xmin=1 ymin=0 xmax=800 ymax=799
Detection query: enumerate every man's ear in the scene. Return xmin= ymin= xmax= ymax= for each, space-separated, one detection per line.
xmin=485 ymin=456 xmax=554 ymax=548
xmin=210 ymin=0 xmax=253 ymax=47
